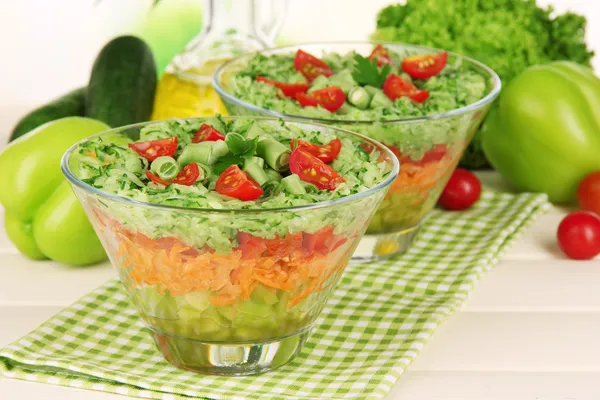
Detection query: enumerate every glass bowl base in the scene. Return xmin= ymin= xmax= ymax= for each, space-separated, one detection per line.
xmin=150 ymin=327 xmax=310 ymax=375
xmin=352 ymin=225 xmax=421 ymax=261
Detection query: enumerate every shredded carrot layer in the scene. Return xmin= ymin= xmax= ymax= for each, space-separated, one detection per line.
xmin=114 ymin=226 xmax=350 ymax=309
xmin=389 ymin=155 xmax=456 ymax=195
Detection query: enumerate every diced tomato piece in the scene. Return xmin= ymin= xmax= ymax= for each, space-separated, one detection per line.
xmin=382 ymin=73 xmax=429 ymax=103
xmin=290 ymin=138 xmax=342 ymax=163
xmin=294 ymin=49 xmax=334 ymax=82
xmin=402 ymin=52 xmax=448 ymax=80
xmin=129 ymin=137 xmax=178 ymax=162
xmin=398 ymin=144 xmax=447 ymax=167
xmin=256 ymin=76 xmax=310 ymax=98
xmin=295 ymin=86 xmax=346 ymax=112
xmin=303 ymin=225 xmax=348 ymax=255
xmin=369 ymin=44 xmax=394 ymax=66
xmin=237 ymin=232 xmax=267 ymax=259
xmin=192 ymin=124 xmax=225 ymax=143
xmin=215 ymin=165 xmax=264 ymax=201
xmin=146 ymin=162 xmax=201 ymax=186
xmin=289 ymin=148 xmax=344 ymax=190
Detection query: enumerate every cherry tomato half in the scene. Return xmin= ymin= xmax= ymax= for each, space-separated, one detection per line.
xmin=192 ymin=124 xmax=225 ymax=143
xmin=215 ymin=165 xmax=264 ymax=201
xmin=294 ymin=49 xmax=334 ymax=82
xmin=256 ymin=76 xmax=310 ymax=99
xmin=557 ymin=211 xmax=600 ymax=260
xmin=146 ymin=162 xmax=201 ymax=186
xmin=369 ymin=44 xmax=394 ymax=67
xmin=577 ymin=171 xmax=600 ymax=216
xmin=438 ymin=168 xmax=481 ymax=211
xmin=289 ymin=148 xmax=344 ymax=190
xmin=129 ymin=137 xmax=178 ymax=162
xmin=296 ymin=86 xmax=346 ymax=112
xmin=382 ymin=74 xmax=429 ymax=103
xmin=402 ymin=52 xmax=448 ymax=80
xmin=290 ymin=138 xmax=342 ymax=163
xmin=399 ymin=144 xmax=447 ymax=167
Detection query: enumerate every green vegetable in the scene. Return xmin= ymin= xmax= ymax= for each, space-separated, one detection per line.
xmin=369 ymin=90 xmax=392 ymax=108
xmin=329 ymin=69 xmax=359 ymax=93
xmin=150 ymin=156 xmax=180 ymax=180
xmin=243 ymin=158 xmax=269 ymax=186
xmin=281 ymin=174 xmax=307 ymax=195
xmin=178 ymin=140 xmax=228 ymax=166
xmin=256 ymin=137 xmax=291 ymax=172
xmin=264 ymin=168 xmax=282 ymax=182
xmin=481 ymin=61 xmax=600 ymax=204
xmin=9 ymin=88 xmax=86 ymax=142
xmin=87 ymin=35 xmax=157 ymax=127
xmin=372 ymin=0 xmax=594 ymax=169
xmin=0 ymin=117 xmax=110 ymax=265
xmin=351 ymin=54 xmax=391 ymax=88
xmin=348 ymin=87 xmax=371 ymax=109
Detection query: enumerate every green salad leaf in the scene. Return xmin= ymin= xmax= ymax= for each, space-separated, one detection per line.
xmin=351 ymin=54 xmax=391 ymax=88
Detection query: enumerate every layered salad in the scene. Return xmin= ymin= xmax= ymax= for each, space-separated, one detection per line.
xmin=70 ymin=117 xmax=393 ymax=341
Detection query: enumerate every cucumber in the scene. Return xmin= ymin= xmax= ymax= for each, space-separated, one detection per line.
xmin=9 ymin=87 xmax=86 ymax=142
xmin=86 ymin=35 xmax=157 ymax=127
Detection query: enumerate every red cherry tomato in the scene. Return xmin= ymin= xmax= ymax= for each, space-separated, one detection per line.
xmin=255 ymin=76 xmax=310 ymax=99
xmin=192 ymin=124 xmax=225 ymax=143
xmin=289 ymin=148 xmax=344 ymax=190
xmin=303 ymin=225 xmax=348 ymax=256
xmin=290 ymin=138 xmax=342 ymax=163
xmin=237 ymin=232 xmax=268 ymax=259
xmin=294 ymin=49 xmax=334 ymax=82
xmin=382 ymin=74 xmax=429 ymax=103
xmin=296 ymin=86 xmax=346 ymax=112
xmin=557 ymin=211 xmax=600 ymax=260
xmin=402 ymin=52 xmax=448 ymax=79
xmin=215 ymin=165 xmax=263 ymax=201
xmin=129 ymin=137 xmax=178 ymax=162
xmin=438 ymin=168 xmax=481 ymax=211
xmin=399 ymin=144 xmax=447 ymax=167
xmin=368 ymin=44 xmax=394 ymax=66
xmin=146 ymin=162 xmax=201 ymax=186
xmin=577 ymin=171 xmax=600 ymax=216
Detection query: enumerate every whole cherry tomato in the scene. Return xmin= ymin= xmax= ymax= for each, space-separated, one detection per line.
xmin=577 ymin=171 xmax=600 ymax=216
xmin=557 ymin=211 xmax=600 ymax=260
xmin=438 ymin=168 xmax=482 ymax=211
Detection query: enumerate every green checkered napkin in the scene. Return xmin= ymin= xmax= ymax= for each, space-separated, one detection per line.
xmin=0 ymin=191 xmax=548 ymax=400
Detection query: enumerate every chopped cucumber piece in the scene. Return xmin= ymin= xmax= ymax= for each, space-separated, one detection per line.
xmin=307 ymin=75 xmax=330 ymax=92
xmin=184 ymin=292 xmax=211 ymax=312
xmin=243 ymin=158 xmax=269 ymax=186
xmin=329 ymin=69 xmax=358 ymax=93
xmin=281 ymin=174 xmax=307 ymax=195
xmin=238 ymin=301 xmax=274 ymax=317
xmin=370 ymin=90 xmax=393 ymax=108
xmin=250 ymin=284 xmax=279 ymax=305
xmin=265 ymin=168 xmax=282 ymax=182
xmin=348 ymin=87 xmax=371 ymax=110
xmin=215 ymin=305 xmax=237 ymax=321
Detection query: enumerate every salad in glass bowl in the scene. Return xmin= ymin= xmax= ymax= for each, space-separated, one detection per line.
xmin=61 ymin=116 xmax=398 ymax=375
xmin=213 ymin=42 xmax=501 ymax=258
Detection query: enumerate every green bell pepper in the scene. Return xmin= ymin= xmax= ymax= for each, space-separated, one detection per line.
xmin=0 ymin=117 xmax=110 ymax=265
xmin=482 ymin=61 xmax=600 ymax=204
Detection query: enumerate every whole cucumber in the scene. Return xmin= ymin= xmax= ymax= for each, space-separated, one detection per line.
xmin=86 ymin=35 xmax=157 ymax=127
xmin=9 ymin=87 xmax=86 ymax=142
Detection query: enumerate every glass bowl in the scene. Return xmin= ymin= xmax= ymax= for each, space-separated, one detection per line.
xmin=61 ymin=116 xmax=398 ymax=375
xmin=212 ymin=41 xmax=501 ymax=259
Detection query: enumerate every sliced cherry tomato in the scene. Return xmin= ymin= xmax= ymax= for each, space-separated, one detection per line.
xmin=146 ymin=162 xmax=201 ymax=186
xmin=129 ymin=137 xmax=178 ymax=162
xmin=437 ymin=168 xmax=481 ymax=211
xmin=557 ymin=211 xmax=600 ymax=260
xmin=577 ymin=171 xmax=600 ymax=216
xmin=369 ymin=44 xmax=394 ymax=66
xmin=399 ymin=144 xmax=447 ymax=167
xmin=256 ymin=76 xmax=309 ymax=99
xmin=289 ymin=148 xmax=344 ymax=190
xmin=215 ymin=165 xmax=264 ymax=201
xmin=294 ymin=49 xmax=334 ymax=82
xmin=237 ymin=232 xmax=268 ymax=259
xmin=382 ymin=73 xmax=430 ymax=103
xmin=402 ymin=52 xmax=448 ymax=79
xmin=303 ymin=225 xmax=348 ymax=256
xmin=290 ymin=138 xmax=342 ymax=163
xmin=192 ymin=123 xmax=225 ymax=143
xmin=295 ymin=86 xmax=346 ymax=112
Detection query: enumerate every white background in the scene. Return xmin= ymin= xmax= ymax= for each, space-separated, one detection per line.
xmin=1 ymin=0 xmax=598 ymax=110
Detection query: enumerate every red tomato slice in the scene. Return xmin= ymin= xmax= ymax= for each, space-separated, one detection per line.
xmin=290 ymin=138 xmax=342 ymax=163
xmin=237 ymin=232 xmax=267 ymax=259
xmin=192 ymin=123 xmax=225 ymax=143
xmin=256 ymin=76 xmax=310 ymax=98
xmin=402 ymin=52 xmax=448 ymax=80
xmin=382 ymin=73 xmax=429 ymax=103
xmin=398 ymin=144 xmax=447 ymax=167
xmin=294 ymin=49 xmax=334 ymax=82
xmin=295 ymin=86 xmax=346 ymax=112
xmin=146 ymin=162 xmax=201 ymax=186
xmin=215 ymin=165 xmax=264 ymax=201
xmin=369 ymin=44 xmax=394 ymax=66
xmin=129 ymin=137 xmax=178 ymax=162
xmin=303 ymin=225 xmax=348 ymax=256
xmin=289 ymin=148 xmax=344 ymax=190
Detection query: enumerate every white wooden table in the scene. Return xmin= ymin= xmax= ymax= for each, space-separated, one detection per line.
xmin=1 ymin=106 xmax=599 ymax=400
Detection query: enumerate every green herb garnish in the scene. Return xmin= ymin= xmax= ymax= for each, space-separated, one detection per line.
xmin=351 ymin=54 xmax=391 ymax=88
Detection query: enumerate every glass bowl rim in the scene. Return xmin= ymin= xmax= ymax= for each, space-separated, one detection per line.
xmin=212 ymin=40 xmax=502 ymax=125
xmin=61 ymin=116 xmax=400 ymax=214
